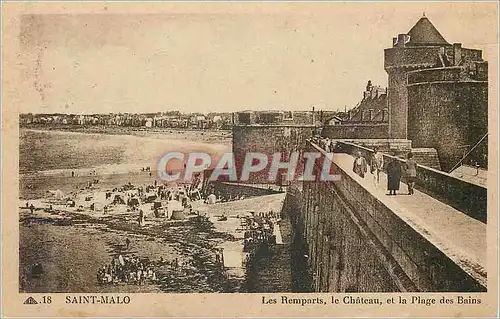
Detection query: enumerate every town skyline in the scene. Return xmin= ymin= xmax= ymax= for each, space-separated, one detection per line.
xmin=15 ymin=3 xmax=497 ymax=115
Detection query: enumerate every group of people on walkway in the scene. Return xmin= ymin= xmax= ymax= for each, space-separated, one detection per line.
xmin=353 ymin=148 xmax=417 ymax=195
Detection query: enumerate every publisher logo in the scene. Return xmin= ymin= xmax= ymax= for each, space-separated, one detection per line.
xmin=157 ymin=151 xmax=340 ymax=183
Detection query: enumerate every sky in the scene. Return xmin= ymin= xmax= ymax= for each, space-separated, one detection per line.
xmin=13 ymin=2 xmax=498 ymax=114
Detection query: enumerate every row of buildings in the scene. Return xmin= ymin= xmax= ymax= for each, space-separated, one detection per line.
xmin=19 ymin=112 xmax=234 ymax=130
xmin=21 ymin=109 xmax=346 ymax=130
xmin=233 ymin=109 xmax=340 ymax=127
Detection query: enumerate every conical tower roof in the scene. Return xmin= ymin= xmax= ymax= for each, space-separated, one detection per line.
xmin=407 ymin=15 xmax=450 ymax=46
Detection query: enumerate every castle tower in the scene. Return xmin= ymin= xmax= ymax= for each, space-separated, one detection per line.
xmin=384 ymin=14 xmax=487 ymax=170
xmin=384 ymin=15 xmax=450 ymax=139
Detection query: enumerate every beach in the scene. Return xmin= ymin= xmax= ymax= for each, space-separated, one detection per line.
xmin=19 ymin=128 xmax=245 ymax=293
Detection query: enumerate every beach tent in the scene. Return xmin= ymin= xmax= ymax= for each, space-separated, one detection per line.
xmin=128 ymin=197 xmax=141 ymax=207
xmin=144 ymin=192 xmax=157 ymax=203
xmin=167 ymin=200 xmax=182 ymax=217
xmin=207 ymin=194 xmax=216 ymax=204
xmin=113 ymin=194 xmax=126 ymax=204
xmin=54 ymin=189 xmax=64 ymax=200
xmin=90 ymin=202 xmax=104 ymax=211
xmin=170 ymin=208 xmax=187 ymax=220
xmin=167 ymin=200 xmax=182 ymax=211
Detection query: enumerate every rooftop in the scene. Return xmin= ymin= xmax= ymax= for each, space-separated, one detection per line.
xmin=407 ymin=15 xmax=450 ymax=47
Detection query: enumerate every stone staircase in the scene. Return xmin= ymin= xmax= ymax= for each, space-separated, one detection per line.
xmin=247 ymin=243 xmax=292 ymax=292
xmin=245 ymin=219 xmax=292 ymax=292
xmin=411 ymin=148 xmax=441 ymax=170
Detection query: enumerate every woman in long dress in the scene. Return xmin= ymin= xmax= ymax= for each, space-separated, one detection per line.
xmin=386 ymin=156 xmax=402 ymax=195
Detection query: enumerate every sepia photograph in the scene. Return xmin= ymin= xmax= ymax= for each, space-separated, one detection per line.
xmin=2 ymin=1 xmax=498 ymax=317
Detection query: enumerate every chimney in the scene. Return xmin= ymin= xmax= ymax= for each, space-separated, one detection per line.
xmin=393 ymin=37 xmax=398 ymax=47
xmin=396 ymin=33 xmax=410 ymax=47
xmin=453 ymin=43 xmax=462 ymax=66
xmin=396 ymin=34 xmax=409 ymax=47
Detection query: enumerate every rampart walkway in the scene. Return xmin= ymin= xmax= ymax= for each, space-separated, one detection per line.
xmin=332 ymin=152 xmax=486 ymax=288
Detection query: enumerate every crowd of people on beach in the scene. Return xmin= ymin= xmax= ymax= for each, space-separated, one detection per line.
xmin=96 ymin=248 xmax=227 ymax=286
xmin=96 ymin=254 xmax=158 ymax=286
xmin=203 ymin=185 xmax=266 ymax=205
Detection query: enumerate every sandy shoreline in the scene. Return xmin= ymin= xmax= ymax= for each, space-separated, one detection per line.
xmin=18 ymin=124 xmax=237 ymax=292
xmin=21 ymin=125 xmax=232 ymax=144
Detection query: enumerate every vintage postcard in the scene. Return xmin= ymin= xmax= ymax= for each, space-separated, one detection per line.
xmin=1 ymin=1 xmax=498 ymax=318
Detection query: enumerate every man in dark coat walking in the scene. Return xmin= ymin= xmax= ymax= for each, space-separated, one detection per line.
xmin=387 ymin=154 xmax=402 ymax=195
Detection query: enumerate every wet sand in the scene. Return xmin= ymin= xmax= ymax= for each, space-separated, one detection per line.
xmin=21 ymin=125 xmax=231 ymax=146
xmin=19 ymin=201 xmax=241 ymax=293
xmin=20 ymin=128 xmax=231 ymax=174
xmin=20 ymin=221 xmax=165 ymax=293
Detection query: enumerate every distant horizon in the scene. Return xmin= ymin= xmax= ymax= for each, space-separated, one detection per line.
xmin=19 ymin=109 xmax=337 ymax=116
